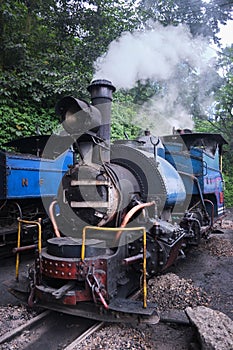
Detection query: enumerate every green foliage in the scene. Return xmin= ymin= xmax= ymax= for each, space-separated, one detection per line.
xmin=110 ymin=80 xmax=163 ymax=140
xmin=214 ymin=46 xmax=233 ymax=142
xmin=0 ymin=0 xmax=139 ymax=114
xmin=0 ymin=105 xmax=59 ymax=147
xmin=138 ymin=0 xmax=233 ymax=43
xmin=194 ymin=116 xmax=233 ymax=208
xmin=111 ymin=91 xmax=141 ymax=140
xmin=0 ymin=0 xmax=139 ymax=144
xmin=223 ymin=174 xmax=233 ymax=208
xmin=212 ymin=46 xmax=233 ymax=205
xmin=193 ymin=118 xmax=218 ymax=133
xmin=192 ymin=45 xmax=233 ymax=208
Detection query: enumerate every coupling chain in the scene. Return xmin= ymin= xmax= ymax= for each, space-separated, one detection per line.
xmin=86 ymin=266 xmax=109 ymax=310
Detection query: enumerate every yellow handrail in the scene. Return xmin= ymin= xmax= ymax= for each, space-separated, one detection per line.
xmin=82 ymin=225 xmax=147 ymax=308
xmin=16 ymin=218 xmax=42 ymax=281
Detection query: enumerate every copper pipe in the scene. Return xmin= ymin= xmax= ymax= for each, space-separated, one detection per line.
xmin=115 ymin=201 xmax=155 ymax=241
xmin=13 ymin=244 xmax=37 ymax=254
xmin=122 ymin=253 xmax=144 ymax=265
xmin=120 ymin=201 xmax=155 ymax=228
xmin=49 ymin=200 xmax=61 ymax=237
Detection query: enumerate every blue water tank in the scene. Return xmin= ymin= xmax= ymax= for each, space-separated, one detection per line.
xmin=156 ymin=156 xmax=186 ymax=207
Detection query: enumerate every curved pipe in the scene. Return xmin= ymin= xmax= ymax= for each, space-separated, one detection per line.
xmin=13 ymin=201 xmax=23 ymax=219
xmin=120 ymin=201 xmax=155 ymax=228
xmin=115 ymin=201 xmax=155 ymax=241
xmin=49 ymin=200 xmax=61 ymax=237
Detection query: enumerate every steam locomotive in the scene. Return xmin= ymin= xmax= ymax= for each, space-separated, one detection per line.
xmin=9 ymin=79 xmax=226 ymax=324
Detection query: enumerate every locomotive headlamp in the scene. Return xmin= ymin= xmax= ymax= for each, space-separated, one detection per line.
xmin=55 ymin=96 xmax=102 ymax=135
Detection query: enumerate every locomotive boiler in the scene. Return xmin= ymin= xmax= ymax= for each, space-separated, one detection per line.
xmin=9 ymin=79 xmax=226 ymax=323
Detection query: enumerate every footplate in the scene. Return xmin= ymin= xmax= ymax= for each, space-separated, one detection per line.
xmin=35 ymin=300 xmax=160 ymax=324
xmin=109 ymin=298 xmax=157 ymax=316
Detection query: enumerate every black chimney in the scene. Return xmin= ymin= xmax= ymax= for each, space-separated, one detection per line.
xmin=87 ymin=79 xmax=116 ymax=162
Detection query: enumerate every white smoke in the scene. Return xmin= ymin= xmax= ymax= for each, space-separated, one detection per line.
xmin=134 ymin=83 xmax=194 ymax=135
xmin=94 ymin=23 xmax=215 ymax=134
xmin=94 ymin=23 xmax=209 ymax=89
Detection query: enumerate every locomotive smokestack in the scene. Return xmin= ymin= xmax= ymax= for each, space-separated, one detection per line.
xmin=87 ymin=79 xmax=116 ymax=162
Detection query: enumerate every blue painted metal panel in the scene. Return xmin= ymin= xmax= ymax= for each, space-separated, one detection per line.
xmin=165 ymin=140 xmax=225 ymax=215
xmin=0 ymin=151 xmax=6 ymax=199
xmin=5 ymin=150 xmax=73 ymax=199
xmin=157 ymin=156 xmax=186 ymax=206
xmin=203 ymin=169 xmax=223 ymax=193
xmin=165 ymin=144 xmax=222 ymax=191
xmin=163 ymin=133 xmax=226 ymax=217
xmin=202 ymin=151 xmax=219 ymax=170
xmin=165 ymin=148 xmax=202 ymax=194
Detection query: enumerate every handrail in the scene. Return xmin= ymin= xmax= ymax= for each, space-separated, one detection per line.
xmin=82 ymin=225 xmax=147 ymax=308
xmin=16 ymin=218 xmax=42 ymax=281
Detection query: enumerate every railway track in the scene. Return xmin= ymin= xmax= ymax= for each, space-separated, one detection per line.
xmin=0 ymin=310 xmax=102 ymax=350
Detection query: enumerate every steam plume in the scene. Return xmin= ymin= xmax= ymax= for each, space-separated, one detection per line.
xmin=134 ymin=83 xmax=195 ymax=135
xmin=94 ymin=23 xmax=208 ymax=89
xmin=94 ymin=23 xmax=216 ymax=134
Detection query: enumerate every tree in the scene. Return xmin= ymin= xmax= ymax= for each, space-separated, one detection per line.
xmin=138 ymin=0 xmax=233 ymax=43
xmin=194 ymin=45 xmax=233 ymax=206
xmin=110 ymin=0 xmax=232 ymax=138
xmin=0 ymin=0 xmax=139 ymax=144
xmin=213 ymin=46 xmax=233 ymax=172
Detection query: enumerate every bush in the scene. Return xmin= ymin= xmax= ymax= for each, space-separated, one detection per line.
xmin=223 ymin=173 xmax=233 ymax=208
xmin=0 ymin=105 xmax=59 ymax=146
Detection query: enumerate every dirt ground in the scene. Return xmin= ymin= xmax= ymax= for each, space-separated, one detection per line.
xmin=170 ymin=228 xmax=233 ymax=320
xmin=148 ymin=213 xmax=233 ymax=349
xmin=0 ymin=252 xmax=33 ymax=306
